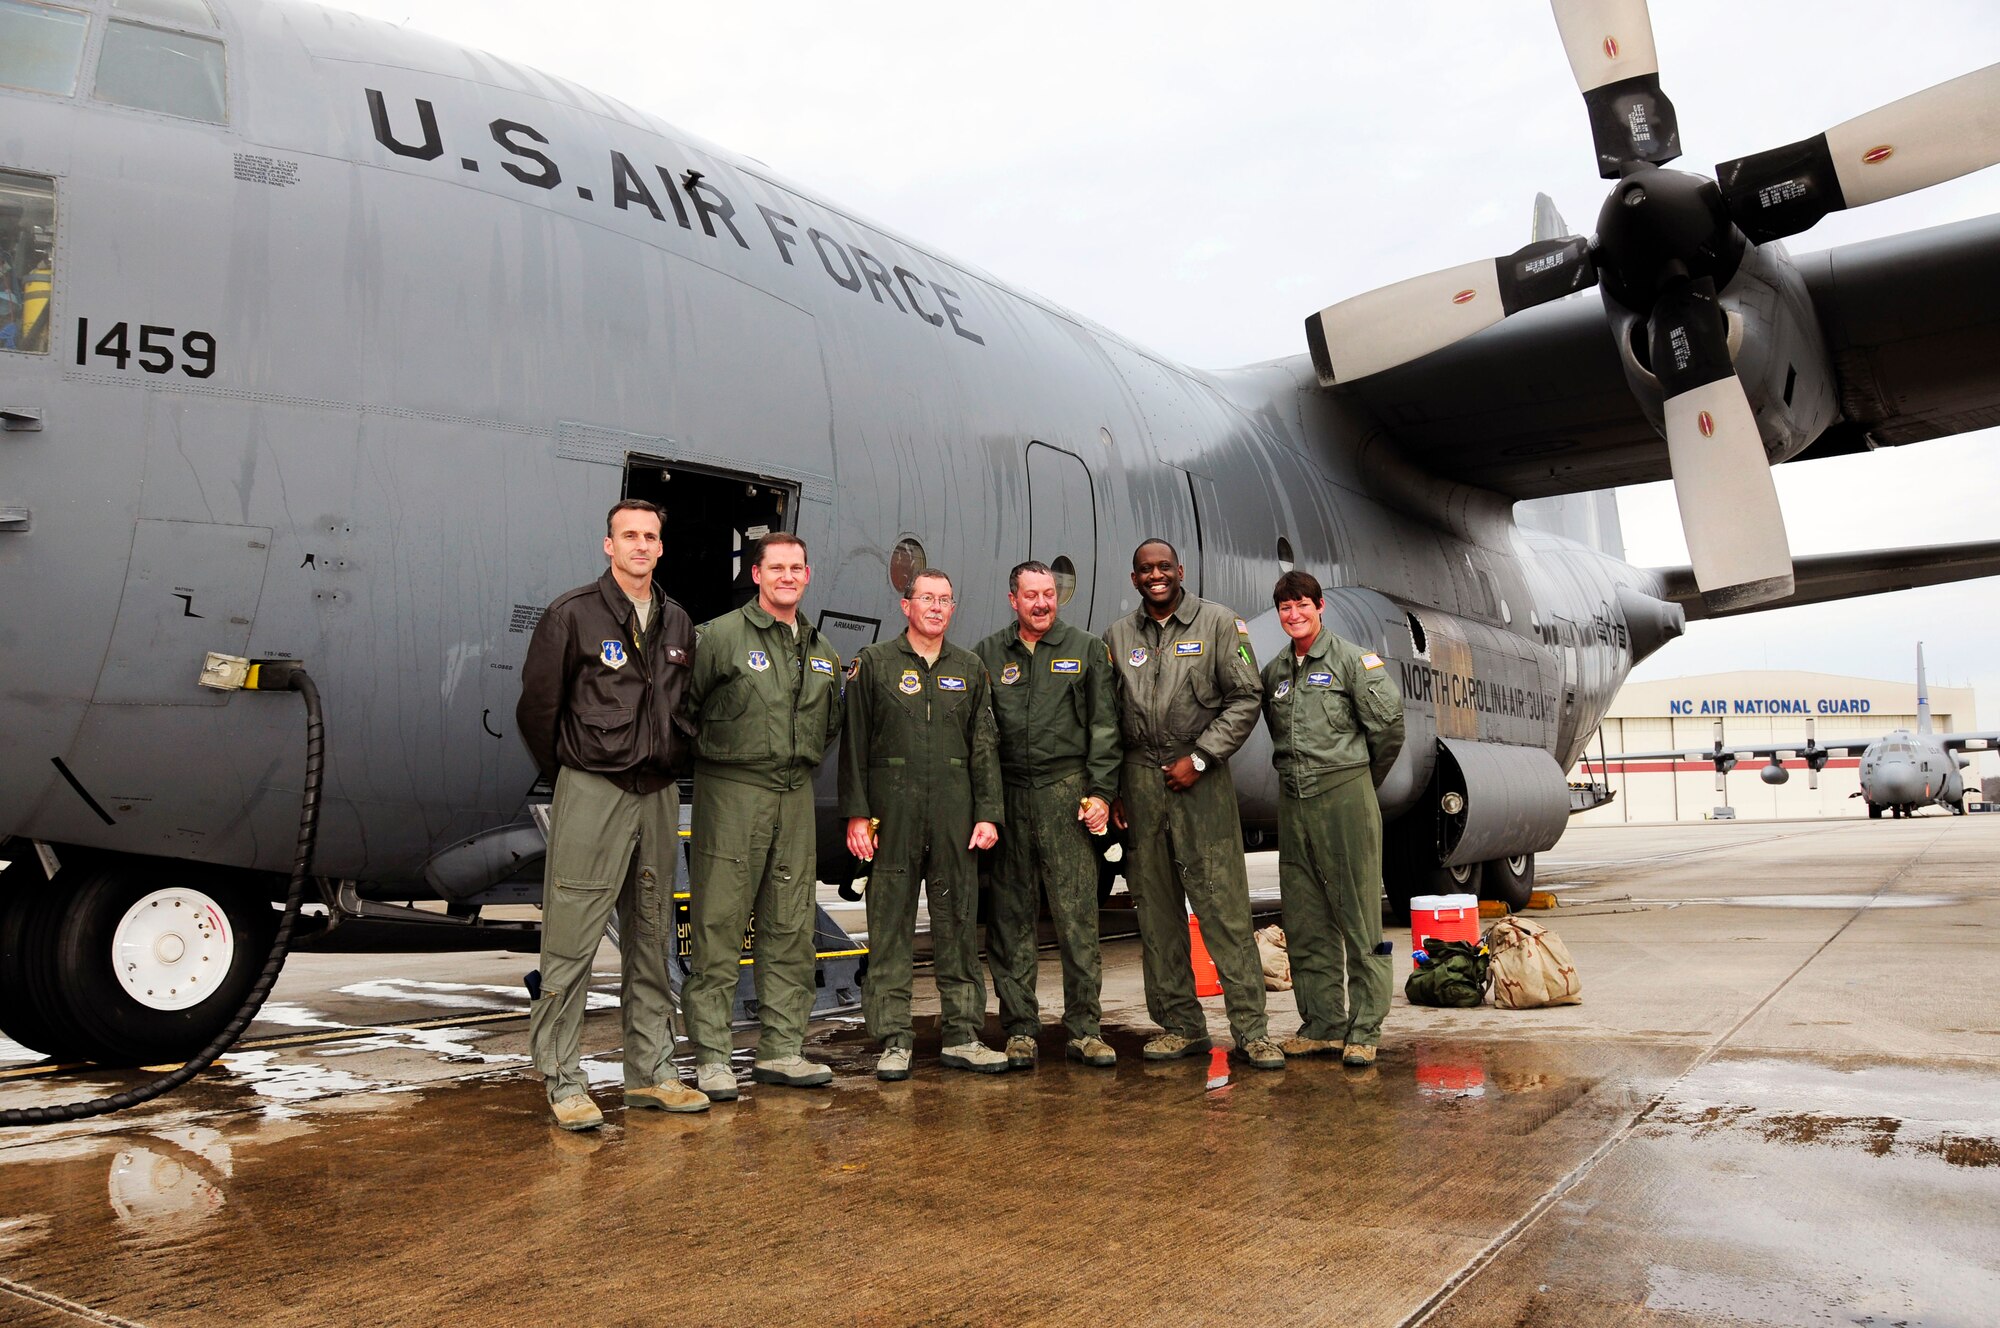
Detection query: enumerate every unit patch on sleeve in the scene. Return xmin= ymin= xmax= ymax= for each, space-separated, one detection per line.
xmin=1361 ymin=652 xmax=1385 ymax=669
xmin=1000 ymin=663 xmax=1022 ymax=685
xmin=1173 ymin=641 xmax=1204 ymax=656
xmin=846 ymin=657 xmax=862 ymax=680
xmin=810 ymin=657 xmax=835 ymax=676
xmin=938 ymin=676 xmax=968 ymax=691
xmin=1051 ymin=659 xmax=1081 ymax=674
xmin=898 ymin=669 xmax=921 ymax=695
xmin=747 ymin=650 xmax=771 ymax=672
xmin=599 ymin=640 xmax=628 ymax=669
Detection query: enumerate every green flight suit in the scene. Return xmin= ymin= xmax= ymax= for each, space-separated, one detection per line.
xmin=1104 ymin=594 xmax=1269 ymax=1047
xmin=973 ymin=618 xmax=1122 ymax=1040
xmin=683 ymin=602 xmax=843 ymax=1066
xmin=1261 ymin=629 xmax=1406 ymax=1046
xmin=838 ymin=635 xmax=1004 ymax=1049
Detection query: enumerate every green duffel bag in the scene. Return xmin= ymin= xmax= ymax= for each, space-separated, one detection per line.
xmin=1404 ymin=939 xmax=1490 ymax=1008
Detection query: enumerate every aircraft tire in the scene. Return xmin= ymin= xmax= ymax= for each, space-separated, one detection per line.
xmin=1485 ymin=854 xmax=1535 ymax=912
xmin=1867 ymin=803 xmax=1883 ymax=819
xmin=0 ymin=859 xmax=93 ymax=1059
xmin=1381 ymin=818 xmax=1482 ymax=923
xmin=47 ymin=860 xmax=279 ymax=1066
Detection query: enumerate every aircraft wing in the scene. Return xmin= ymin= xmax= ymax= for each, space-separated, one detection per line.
xmin=1656 ymin=540 xmax=2000 ymax=622
xmin=1940 ymin=733 xmax=2000 ymax=754
xmin=1590 ymin=739 xmax=1874 ymax=765
xmin=1336 ymin=214 xmax=2000 ymax=500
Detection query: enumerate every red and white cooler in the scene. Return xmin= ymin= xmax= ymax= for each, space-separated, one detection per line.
xmin=1409 ymin=893 xmax=1479 ymax=968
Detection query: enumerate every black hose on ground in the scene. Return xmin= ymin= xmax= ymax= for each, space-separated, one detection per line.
xmin=1 ymin=668 xmax=324 ymax=1127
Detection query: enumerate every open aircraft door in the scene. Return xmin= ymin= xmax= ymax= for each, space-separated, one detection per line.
xmin=1025 ymin=441 xmax=1098 ymax=625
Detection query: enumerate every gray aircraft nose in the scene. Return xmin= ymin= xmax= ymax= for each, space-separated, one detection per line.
xmin=1872 ymin=762 xmax=1922 ymax=805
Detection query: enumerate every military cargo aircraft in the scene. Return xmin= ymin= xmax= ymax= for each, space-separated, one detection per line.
xmin=1596 ymin=643 xmax=2000 ymax=817
xmin=3 ymin=0 xmax=1999 ymax=1068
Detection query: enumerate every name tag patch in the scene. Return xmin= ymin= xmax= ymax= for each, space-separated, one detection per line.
xmin=1307 ymin=671 xmax=1335 ymax=687
xmin=899 ymin=669 xmax=921 ymax=695
xmin=1128 ymin=648 xmax=1149 ymax=667
xmin=1272 ymin=679 xmax=1292 ymax=700
xmin=1051 ymin=659 xmax=1081 ymax=674
xmin=1174 ymin=641 xmax=1203 ymax=656
xmin=1361 ymin=652 xmax=1385 ymax=669
xmin=1000 ymin=663 xmax=1022 ymax=685
xmin=747 ymin=650 xmax=771 ymax=672
xmin=810 ymin=657 xmax=835 ymax=676
xmin=938 ymin=676 xmax=968 ymax=691
xmin=599 ymin=640 xmax=628 ymax=669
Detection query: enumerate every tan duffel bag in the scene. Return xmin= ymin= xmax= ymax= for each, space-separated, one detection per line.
xmin=1484 ymin=916 xmax=1582 ymax=1009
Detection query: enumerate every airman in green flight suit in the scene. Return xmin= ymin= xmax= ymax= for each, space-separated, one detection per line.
xmin=1261 ymin=570 xmax=1405 ymax=1066
xmin=840 ymin=569 xmax=1009 ymax=1080
xmin=1104 ymin=540 xmax=1285 ymax=1071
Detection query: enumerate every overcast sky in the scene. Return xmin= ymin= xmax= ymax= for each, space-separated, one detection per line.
xmin=332 ymin=0 xmax=2000 ymax=754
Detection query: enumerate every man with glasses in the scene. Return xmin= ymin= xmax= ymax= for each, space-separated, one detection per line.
xmin=840 ymin=569 xmax=1008 ymax=1080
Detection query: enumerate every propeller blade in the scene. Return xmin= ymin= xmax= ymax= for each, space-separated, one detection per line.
xmin=1306 ymin=236 xmax=1595 ymax=385
xmin=1650 ymin=277 xmax=1793 ymax=612
xmin=1718 ymin=63 xmax=2000 ymax=244
xmin=1550 ymin=0 xmax=1680 ymax=175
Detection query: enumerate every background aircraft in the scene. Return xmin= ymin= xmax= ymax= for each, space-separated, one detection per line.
xmin=1596 ymin=643 xmax=2000 ymax=816
xmin=2 ymin=0 xmax=1998 ymax=1068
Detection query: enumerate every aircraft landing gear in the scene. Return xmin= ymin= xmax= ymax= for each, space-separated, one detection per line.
xmin=0 ymin=853 xmax=279 ymax=1066
xmin=1484 ymin=853 xmax=1535 ymax=912
xmin=1868 ymin=802 xmax=1883 ymax=819
xmin=1382 ymin=817 xmax=1482 ymax=923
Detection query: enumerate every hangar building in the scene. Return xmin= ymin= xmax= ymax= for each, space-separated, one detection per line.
xmin=1567 ymin=670 xmax=1981 ymax=823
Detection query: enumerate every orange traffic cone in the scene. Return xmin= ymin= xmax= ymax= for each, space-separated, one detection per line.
xmin=1188 ymin=912 xmax=1223 ymax=997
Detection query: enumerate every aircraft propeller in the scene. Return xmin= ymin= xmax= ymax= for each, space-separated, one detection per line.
xmin=1305 ymin=0 xmax=2000 ymax=613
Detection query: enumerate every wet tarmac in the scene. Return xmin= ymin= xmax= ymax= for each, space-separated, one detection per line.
xmin=3 ymin=817 xmax=1997 ymax=1326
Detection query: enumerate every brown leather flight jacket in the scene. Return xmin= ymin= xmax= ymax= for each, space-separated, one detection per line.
xmin=516 ymin=569 xmax=696 ymax=794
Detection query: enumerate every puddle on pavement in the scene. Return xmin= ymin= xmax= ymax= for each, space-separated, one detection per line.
xmin=0 ymin=1025 xmax=1668 ymax=1327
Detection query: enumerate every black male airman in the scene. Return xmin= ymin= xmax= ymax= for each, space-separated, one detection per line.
xmin=1104 ymin=539 xmax=1285 ymax=1070
xmin=974 ymin=561 xmax=1121 ymax=1069
xmin=840 ymin=569 xmax=1008 ymax=1080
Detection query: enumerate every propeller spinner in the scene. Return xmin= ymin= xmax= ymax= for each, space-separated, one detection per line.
xmin=1305 ymin=0 xmax=2000 ymax=613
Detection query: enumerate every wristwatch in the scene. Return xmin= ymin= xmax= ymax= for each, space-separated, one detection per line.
xmin=1189 ymin=752 xmax=1208 ymax=773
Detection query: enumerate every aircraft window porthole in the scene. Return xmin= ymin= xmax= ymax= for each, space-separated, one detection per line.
xmin=1499 ymin=598 xmax=1511 ymax=624
xmin=0 ymin=169 xmax=56 ymax=357
xmin=1051 ymin=555 xmax=1078 ymax=607
xmin=1276 ymin=537 xmax=1294 ymax=572
xmin=112 ymin=0 xmax=218 ymax=29
xmin=1099 ymin=426 xmax=1114 ymax=449
xmin=0 ymin=1 xmax=91 ymax=98
xmin=889 ymin=536 xmax=926 ymax=596
xmin=1407 ymin=612 xmax=1429 ymax=658
xmin=95 ymin=20 xmax=227 ymax=124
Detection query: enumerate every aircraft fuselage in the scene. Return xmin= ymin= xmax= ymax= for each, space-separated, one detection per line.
xmin=0 ymin=0 xmax=1673 ymax=902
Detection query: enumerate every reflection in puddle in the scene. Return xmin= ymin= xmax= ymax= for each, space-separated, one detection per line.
xmin=108 ymin=1129 xmax=233 ymax=1233
xmin=1416 ymin=1047 xmax=1487 ymax=1099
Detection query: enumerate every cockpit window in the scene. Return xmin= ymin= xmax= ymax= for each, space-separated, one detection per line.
xmin=0 ymin=170 xmax=56 ymax=356
xmin=0 ymin=1 xmax=89 ymax=97
xmin=111 ymin=0 xmax=215 ymax=27
xmin=94 ymin=17 xmax=225 ymax=123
